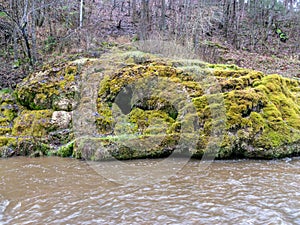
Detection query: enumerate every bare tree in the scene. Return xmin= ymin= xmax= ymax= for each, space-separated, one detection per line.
xmin=140 ymin=0 xmax=150 ymax=40
xmin=132 ymin=0 xmax=137 ymax=23
xmin=160 ymin=0 xmax=166 ymax=30
xmin=80 ymin=0 xmax=84 ymax=27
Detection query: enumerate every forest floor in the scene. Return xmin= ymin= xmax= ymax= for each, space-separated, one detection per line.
xmin=222 ymin=47 xmax=300 ymax=79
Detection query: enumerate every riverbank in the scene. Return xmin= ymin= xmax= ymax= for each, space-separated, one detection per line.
xmin=1 ymin=47 xmax=300 ymax=160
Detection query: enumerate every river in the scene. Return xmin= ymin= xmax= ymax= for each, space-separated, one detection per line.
xmin=0 ymin=157 xmax=299 ymax=224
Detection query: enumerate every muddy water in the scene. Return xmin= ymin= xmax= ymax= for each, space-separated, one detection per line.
xmin=0 ymin=157 xmax=299 ymax=224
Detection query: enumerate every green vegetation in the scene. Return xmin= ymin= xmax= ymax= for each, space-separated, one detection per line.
xmin=94 ymin=51 xmax=300 ymax=159
xmin=1 ymin=50 xmax=300 ymax=160
xmin=12 ymin=110 xmax=53 ymax=137
xmin=15 ymin=62 xmax=80 ymax=111
xmin=56 ymin=141 xmax=74 ymax=157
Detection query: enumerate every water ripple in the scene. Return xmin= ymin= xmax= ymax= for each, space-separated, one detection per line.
xmin=0 ymin=157 xmax=299 ymax=224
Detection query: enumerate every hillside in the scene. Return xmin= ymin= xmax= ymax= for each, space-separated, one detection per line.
xmin=1 ymin=0 xmax=300 ymax=89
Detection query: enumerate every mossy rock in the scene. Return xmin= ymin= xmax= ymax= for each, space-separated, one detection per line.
xmin=0 ymin=136 xmax=17 ymax=157
xmin=0 ymin=89 xmax=14 ymax=103
xmin=96 ymin=62 xmax=202 ymax=135
xmin=0 ymin=92 xmax=19 ymax=136
xmin=2 ymin=50 xmax=300 ymax=159
xmin=15 ymin=63 xmax=80 ymax=111
xmin=0 ymin=136 xmax=17 ymax=147
xmin=12 ymin=110 xmax=53 ymax=137
xmin=93 ymin=51 xmax=300 ymax=159
xmin=14 ymin=139 xmax=50 ymax=157
xmin=74 ymin=134 xmax=180 ymax=160
xmin=56 ymin=141 xmax=74 ymax=157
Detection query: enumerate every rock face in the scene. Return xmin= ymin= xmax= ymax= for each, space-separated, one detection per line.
xmin=0 ymin=61 xmax=82 ymax=158
xmin=15 ymin=63 xmax=80 ymax=111
xmin=1 ymin=50 xmax=300 ymax=159
xmin=51 ymin=111 xmax=72 ymax=129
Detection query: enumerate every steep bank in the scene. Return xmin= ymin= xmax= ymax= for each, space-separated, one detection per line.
xmin=1 ymin=49 xmax=300 ymax=159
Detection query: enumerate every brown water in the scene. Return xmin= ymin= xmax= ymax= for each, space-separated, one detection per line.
xmin=0 ymin=157 xmax=299 ymax=224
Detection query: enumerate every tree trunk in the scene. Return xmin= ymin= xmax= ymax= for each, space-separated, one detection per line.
xmin=20 ymin=24 xmax=33 ymax=66
xmin=13 ymin=26 xmax=19 ymax=64
xmin=80 ymin=0 xmax=84 ymax=27
xmin=20 ymin=0 xmax=33 ymax=66
xmin=132 ymin=0 xmax=137 ymax=23
xmin=160 ymin=0 xmax=166 ymax=31
xmin=31 ymin=0 xmax=37 ymax=64
xmin=140 ymin=0 xmax=150 ymax=40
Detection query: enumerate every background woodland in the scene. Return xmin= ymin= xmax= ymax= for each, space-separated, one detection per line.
xmin=1 ymin=0 xmax=300 ymax=88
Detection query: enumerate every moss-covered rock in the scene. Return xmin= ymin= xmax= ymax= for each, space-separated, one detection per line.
xmin=0 ymin=91 xmax=18 ymax=136
xmin=1 ymin=49 xmax=300 ymax=160
xmin=12 ymin=109 xmax=53 ymax=137
xmin=0 ymin=136 xmax=17 ymax=147
xmin=56 ymin=141 xmax=74 ymax=157
xmin=15 ymin=62 xmax=80 ymax=111
xmin=90 ymin=51 xmax=300 ymax=160
xmin=14 ymin=139 xmax=50 ymax=157
xmin=73 ymin=134 xmax=180 ymax=161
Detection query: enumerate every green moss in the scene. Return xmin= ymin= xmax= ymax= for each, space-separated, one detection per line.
xmin=98 ymin=75 xmax=111 ymax=97
xmin=15 ymin=63 xmax=80 ymax=110
xmin=95 ymin=57 xmax=299 ymax=158
xmin=248 ymin=73 xmax=300 ymax=149
xmin=96 ymin=62 xmax=205 ymax=136
xmin=181 ymin=80 xmax=204 ymax=97
xmin=74 ymin=134 xmax=180 ymax=160
xmin=3 ymin=49 xmax=300 ymax=159
xmin=0 ymin=127 xmax=11 ymax=135
xmin=0 ymin=88 xmax=13 ymax=94
xmin=96 ymin=102 xmax=113 ymax=133
xmin=1 ymin=102 xmax=18 ymax=120
xmin=12 ymin=110 xmax=53 ymax=137
xmin=249 ymin=112 xmax=264 ymax=133
xmin=208 ymin=64 xmax=252 ymax=81
xmin=57 ymin=141 xmax=74 ymax=157
xmin=97 ymin=63 xmax=183 ymax=106
xmin=220 ymin=71 xmax=264 ymax=92
xmin=0 ymin=97 xmax=18 ymax=136
xmin=224 ymin=89 xmax=266 ymax=130
xmin=187 ymin=62 xmax=300 ymax=156
xmin=208 ymin=64 xmax=240 ymax=70
xmin=0 ymin=136 xmax=16 ymax=147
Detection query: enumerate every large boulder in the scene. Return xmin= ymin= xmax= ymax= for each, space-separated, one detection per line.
xmin=1 ymin=50 xmax=300 ymax=159
xmin=89 ymin=52 xmax=300 ymax=159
